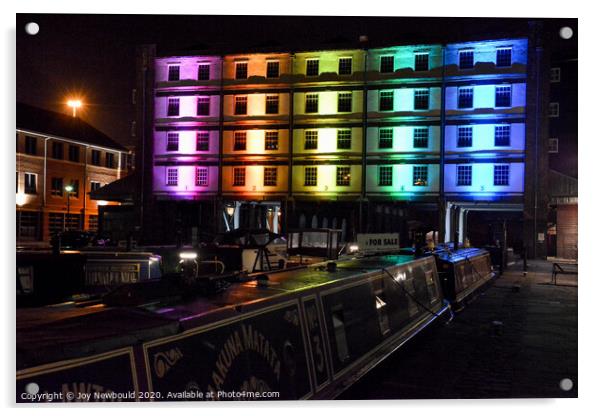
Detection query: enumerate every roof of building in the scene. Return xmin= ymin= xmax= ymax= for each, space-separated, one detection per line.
xmin=549 ymin=169 xmax=578 ymax=199
xmin=16 ymin=102 xmax=127 ymax=151
xmin=89 ymin=173 xmax=138 ymax=203
xmin=159 ymin=34 xmax=530 ymax=58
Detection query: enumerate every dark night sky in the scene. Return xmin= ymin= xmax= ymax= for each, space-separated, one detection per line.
xmin=16 ymin=14 xmax=577 ymax=147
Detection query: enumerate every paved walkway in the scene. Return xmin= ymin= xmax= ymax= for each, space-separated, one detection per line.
xmin=339 ymin=259 xmax=578 ymax=399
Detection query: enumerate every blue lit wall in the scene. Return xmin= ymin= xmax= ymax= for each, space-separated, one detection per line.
xmin=443 ymin=163 xmax=524 ymax=194
xmin=443 ymin=38 xmax=528 ymax=200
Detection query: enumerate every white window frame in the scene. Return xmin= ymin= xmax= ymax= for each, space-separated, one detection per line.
xmin=549 ymin=102 xmax=560 ymax=118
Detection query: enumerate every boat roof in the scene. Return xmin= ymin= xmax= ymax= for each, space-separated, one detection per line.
xmin=17 ymin=254 xmax=421 ymax=370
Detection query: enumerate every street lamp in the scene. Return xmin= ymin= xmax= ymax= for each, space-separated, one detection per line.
xmin=67 ymin=99 xmax=82 ymax=117
xmin=64 ymin=185 xmax=74 ymax=231
xmin=16 ymin=192 xmax=27 ymax=207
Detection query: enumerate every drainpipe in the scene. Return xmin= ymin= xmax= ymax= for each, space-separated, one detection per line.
xmin=43 ymin=137 xmax=49 ymax=208
xmin=439 ymin=46 xmax=447 ymax=242
xmin=533 ymin=45 xmax=542 ymax=259
xmin=286 ymin=52 xmax=295 ymax=235
xmin=83 ymin=146 xmax=88 ymax=230
xmin=360 ymin=46 xmax=369 ymax=233
xmin=218 ymin=55 xmax=225 ymax=234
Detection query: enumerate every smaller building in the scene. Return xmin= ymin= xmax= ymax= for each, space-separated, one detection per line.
xmin=16 ymin=103 xmax=131 ymax=245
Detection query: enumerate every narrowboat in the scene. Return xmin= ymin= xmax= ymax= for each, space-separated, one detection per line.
xmin=17 ymin=253 xmax=450 ymax=402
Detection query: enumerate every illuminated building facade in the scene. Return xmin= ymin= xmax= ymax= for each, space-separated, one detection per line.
xmin=137 ymin=31 xmax=549 ymax=257
xmin=16 ymin=103 xmax=131 ymax=244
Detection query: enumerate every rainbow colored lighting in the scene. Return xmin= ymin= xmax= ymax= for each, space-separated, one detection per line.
xmin=152 ymin=39 xmax=528 ymax=201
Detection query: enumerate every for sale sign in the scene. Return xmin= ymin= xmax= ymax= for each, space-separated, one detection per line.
xmin=356 ymin=233 xmax=400 ymax=254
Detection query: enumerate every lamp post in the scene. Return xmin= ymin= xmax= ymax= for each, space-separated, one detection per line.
xmin=67 ymin=99 xmax=82 ymax=118
xmin=64 ymin=185 xmax=74 ymax=231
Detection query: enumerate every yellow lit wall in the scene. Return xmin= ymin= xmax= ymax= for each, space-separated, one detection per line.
xmin=291 ymin=165 xmax=362 ymax=195
xmin=293 ymin=90 xmax=363 ymax=116
xmin=292 ymin=128 xmax=363 ymax=155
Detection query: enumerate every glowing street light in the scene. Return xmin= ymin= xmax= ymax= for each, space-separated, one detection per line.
xmin=16 ymin=192 xmax=27 ymax=207
xmin=64 ymin=185 xmax=74 ymax=231
xmin=67 ymin=99 xmax=82 ymax=117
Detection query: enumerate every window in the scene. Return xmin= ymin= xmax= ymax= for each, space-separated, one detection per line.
xmin=234 ymin=96 xmax=247 ymax=115
xmin=459 ymin=50 xmax=474 ymax=69
xmin=168 ymin=65 xmax=180 ymax=81
xmin=494 ymin=165 xmax=510 ymax=186
xmin=379 ymin=166 xmax=393 ymax=186
xmin=90 ymin=181 xmax=102 ymax=192
xmin=265 ymin=95 xmax=279 ymax=114
xmin=456 ymin=165 xmax=472 ymax=186
xmin=336 ymin=167 xmax=351 ymax=186
xmin=51 ymin=177 xmax=63 ymax=196
xmin=495 ymin=125 xmax=511 ymax=147
xmin=306 ymin=59 xmax=319 ymax=76
xmin=265 ymin=131 xmax=279 ymax=151
xmin=549 ymin=102 xmax=559 ymax=117
xmin=304 ymin=130 xmax=318 ymax=150
xmin=196 ymin=132 xmax=209 ymax=151
xmin=91 ymin=150 xmax=101 ymax=166
xmin=413 ymin=127 xmax=429 ymax=148
xmin=266 ymin=61 xmax=280 ymax=78
xmin=496 ymin=48 xmax=512 ymax=67
xmin=331 ymin=307 xmax=350 ymax=363
xmin=378 ymin=128 xmax=393 ymax=149
xmin=167 ymin=133 xmax=179 ymax=151
xmin=495 ymin=85 xmax=512 ymax=107
xmin=198 ymin=63 xmax=210 ymax=80
xmin=338 ymin=57 xmax=352 ymax=75
xmin=167 ymin=98 xmax=179 ymax=116
xmin=68 ymin=145 xmax=80 ymax=162
xmin=337 ymin=92 xmax=352 ymax=112
xmin=380 ymin=56 xmax=394 ymax=73
xmin=234 ymin=131 xmax=247 ymax=151
xmin=235 ymin=62 xmax=248 ymax=79
xmin=196 ymin=167 xmax=208 ymax=186
xmin=197 ymin=96 xmax=210 ymax=116
xmin=166 ymin=168 xmax=178 ymax=186
xmin=25 ymin=136 xmax=37 ymax=155
xmin=414 ymin=89 xmax=429 ymax=110
xmin=337 ymin=129 xmax=352 ymax=150
xmin=304 ymin=167 xmax=317 ymax=186
xmin=412 ymin=166 xmax=428 ymax=186
xmin=414 ymin=52 xmax=429 ymax=71
xmin=233 ymin=167 xmax=246 ymax=186
xmin=88 ymin=215 xmax=98 ymax=232
xmin=305 ymin=93 xmax=319 ymax=113
xmin=68 ymin=180 xmax=80 ymax=198
xmin=264 ymin=167 xmax=278 ymax=187
xmin=105 ymin=153 xmax=115 ymax=168
xmin=17 ymin=210 xmax=40 ymax=238
xmin=457 ymin=126 xmax=473 ymax=147
xmin=549 ymin=138 xmax=559 ymax=153
xmin=51 ymin=142 xmax=63 ymax=159
xmin=457 ymin=87 xmax=474 ymax=109
xmin=379 ymin=90 xmax=394 ymax=111
xmin=550 ymin=67 xmax=561 ymax=83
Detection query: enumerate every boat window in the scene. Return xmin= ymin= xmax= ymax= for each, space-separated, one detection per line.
xmin=375 ymin=292 xmax=391 ymax=336
xmin=331 ymin=307 xmax=350 ymax=363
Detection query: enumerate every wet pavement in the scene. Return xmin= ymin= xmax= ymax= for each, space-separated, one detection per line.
xmin=338 ymin=258 xmax=578 ymax=400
